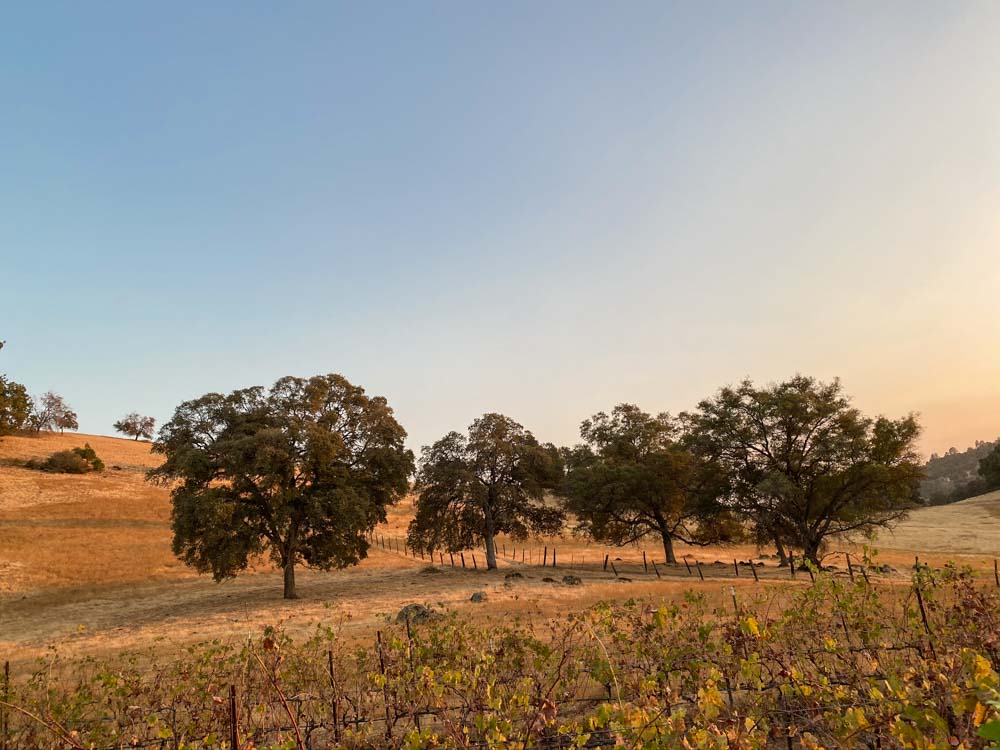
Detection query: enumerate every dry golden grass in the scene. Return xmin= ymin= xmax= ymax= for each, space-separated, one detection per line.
xmin=2 ymin=431 xmax=999 ymax=673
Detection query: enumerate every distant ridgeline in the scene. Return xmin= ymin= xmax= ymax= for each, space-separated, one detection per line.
xmin=921 ymin=438 xmax=1000 ymax=504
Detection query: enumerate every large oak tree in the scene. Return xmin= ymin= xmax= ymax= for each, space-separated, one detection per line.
xmin=407 ymin=413 xmax=564 ymax=569
xmin=684 ymin=376 xmax=922 ymax=566
xmin=563 ymin=404 xmax=736 ymax=564
xmin=149 ymin=373 xmax=414 ymax=599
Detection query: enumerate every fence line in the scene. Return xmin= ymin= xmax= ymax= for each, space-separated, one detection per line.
xmin=367 ymin=532 xmax=1000 ymax=589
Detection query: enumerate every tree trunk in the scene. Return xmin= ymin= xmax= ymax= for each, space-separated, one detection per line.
xmin=661 ymin=533 xmax=677 ymax=565
xmin=484 ymin=533 xmax=497 ymax=570
xmin=134 ymin=433 xmax=139 ymax=441
xmin=803 ymin=538 xmax=822 ymax=568
xmin=483 ymin=500 xmax=498 ymax=570
xmin=283 ymin=557 xmax=298 ymax=599
xmin=774 ymin=536 xmax=789 ymax=567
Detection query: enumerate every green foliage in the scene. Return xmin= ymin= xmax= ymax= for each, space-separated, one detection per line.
xmin=407 ymin=413 xmax=564 ymax=569
xmin=0 ymin=374 xmax=32 ymax=435
xmin=113 ymin=411 xmax=155 ymax=440
xmin=562 ymin=404 xmax=739 ymax=563
xmin=26 ymin=443 xmax=105 ymax=473
xmin=923 ymin=439 xmax=999 ymax=505
xmin=149 ymin=373 xmax=415 ymax=599
xmin=4 ymin=569 xmax=999 ymax=749
xmin=979 ymin=444 xmax=1000 ymax=494
xmin=684 ymin=375 xmax=923 ymax=564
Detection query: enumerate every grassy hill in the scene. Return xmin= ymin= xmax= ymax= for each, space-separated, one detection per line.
xmin=3 ymin=431 xmax=1000 ymax=668
xmin=0 ymin=432 xmax=176 ymax=593
xmin=876 ymin=487 xmax=1000 ymax=556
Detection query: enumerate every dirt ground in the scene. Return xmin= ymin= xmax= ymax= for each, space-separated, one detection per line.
xmin=2 ymin=433 xmax=999 ymax=674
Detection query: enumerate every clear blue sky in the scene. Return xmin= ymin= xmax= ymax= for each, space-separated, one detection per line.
xmin=3 ymin=1 xmax=999 ymax=456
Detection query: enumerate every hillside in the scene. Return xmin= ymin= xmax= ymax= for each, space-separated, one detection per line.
xmin=876 ymin=488 xmax=1000 ymax=556
xmin=0 ymin=432 xmax=175 ymax=592
xmin=3 ymin=431 xmax=1000 ymax=669
xmin=921 ymin=438 xmax=998 ymax=502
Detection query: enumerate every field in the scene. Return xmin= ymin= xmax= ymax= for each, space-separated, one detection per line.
xmin=3 ymin=433 xmax=1000 ymax=670
xmin=3 ymin=434 xmax=1000 ymax=749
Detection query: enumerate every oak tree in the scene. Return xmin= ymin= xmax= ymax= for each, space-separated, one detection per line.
xmin=407 ymin=413 xmax=564 ymax=570
xmin=979 ymin=443 xmax=1000 ymax=492
xmin=563 ymin=404 xmax=736 ymax=564
xmin=684 ymin=376 xmax=922 ymax=566
xmin=149 ymin=373 xmax=414 ymax=599
xmin=114 ymin=412 xmax=156 ymax=441
xmin=0 ymin=376 xmax=32 ymax=436
xmin=30 ymin=392 xmax=78 ymax=434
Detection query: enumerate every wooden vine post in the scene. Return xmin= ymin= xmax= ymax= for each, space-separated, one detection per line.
xmin=328 ymin=650 xmax=341 ymax=744
xmin=228 ymin=685 xmax=239 ymax=750
xmin=1 ymin=660 xmax=8 ymax=750
xmin=376 ymin=631 xmax=393 ymax=740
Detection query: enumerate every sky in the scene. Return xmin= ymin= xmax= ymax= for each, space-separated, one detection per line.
xmin=2 ymin=1 xmax=999 ymax=458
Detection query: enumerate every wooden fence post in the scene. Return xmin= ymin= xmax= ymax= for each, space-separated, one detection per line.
xmin=750 ymin=562 xmax=759 ymax=583
xmin=472 ymin=553 xmax=477 ymax=570
xmin=552 ymin=548 xmax=556 ymax=567
xmin=603 ymin=554 xmax=609 ymax=572
xmin=376 ymin=631 xmax=393 ymax=740
xmin=611 ymin=562 xmax=619 ymax=578
xmin=733 ymin=559 xmax=740 ymax=578
xmin=994 ymin=559 xmax=999 ymax=587
xmin=652 ymin=561 xmax=661 ymax=579
xmin=696 ymin=561 xmax=705 ymax=581
xmin=642 ymin=551 xmax=648 ymax=573
xmin=2 ymin=660 xmax=8 ymax=750
xmin=228 ymin=684 xmax=239 ymax=750
xmin=846 ymin=553 xmax=855 ymax=582
xmin=449 ymin=552 xmax=455 ymax=567
xmin=914 ymin=585 xmax=937 ymax=660
xmin=460 ymin=552 xmax=466 ymax=569
xmin=543 ymin=547 xmax=548 ymax=567
xmin=683 ymin=557 xmax=692 ymax=576
xmin=328 ymin=650 xmax=341 ymax=744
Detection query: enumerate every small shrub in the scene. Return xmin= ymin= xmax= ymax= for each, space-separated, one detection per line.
xmin=26 ymin=443 xmax=105 ymax=474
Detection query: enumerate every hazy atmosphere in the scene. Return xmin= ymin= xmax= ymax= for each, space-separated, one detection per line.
xmin=4 ymin=1 xmax=999 ymax=455
xmin=5 ymin=5 xmax=1000 ymax=749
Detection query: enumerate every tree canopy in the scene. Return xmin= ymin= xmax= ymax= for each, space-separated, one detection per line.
xmin=30 ymin=391 xmax=78 ymax=434
xmin=0 ymin=376 xmax=32 ymax=436
xmin=684 ymin=376 xmax=922 ymax=565
xmin=114 ymin=412 xmax=156 ymax=441
xmin=562 ymin=404 xmax=737 ymax=564
xmin=148 ymin=373 xmax=414 ymax=598
xmin=979 ymin=443 xmax=1000 ymax=493
xmin=407 ymin=413 xmax=564 ymax=569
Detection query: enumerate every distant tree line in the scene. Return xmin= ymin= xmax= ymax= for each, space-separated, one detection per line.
xmin=0 ymin=336 xmax=154 ymax=441
xmin=921 ymin=438 xmax=1000 ymax=505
